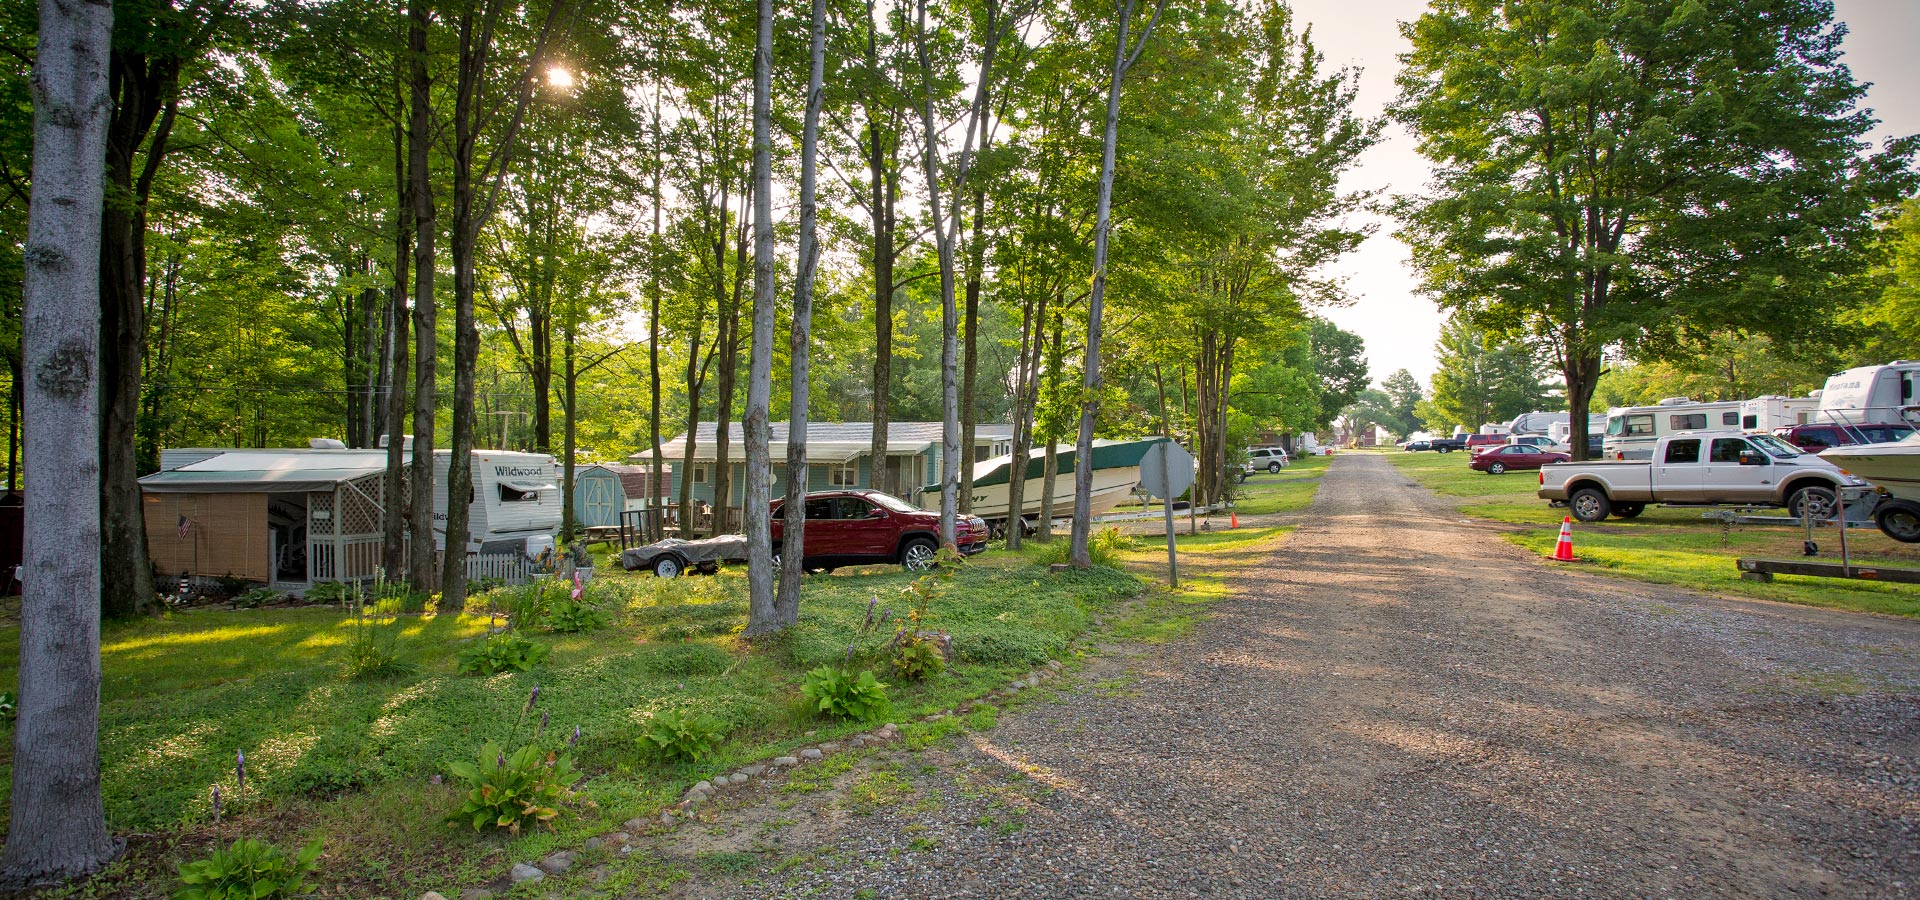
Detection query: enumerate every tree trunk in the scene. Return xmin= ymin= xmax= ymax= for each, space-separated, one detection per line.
xmin=959 ymin=180 xmax=986 ymax=513
xmin=912 ymin=0 xmax=959 ymax=547
xmin=743 ymin=0 xmax=777 ymax=637
xmin=383 ymin=110 xmax=411 ymax=576
xmin=648 ymin=89 xmax=665 ymax=541
xmin=1002 ymin=291 xmax=1045 ymax=549
xmin=863 ymin=2 xmax=895 ymax=494
xmin=777 ymin=0 xmax=827 ymax=626
xmin=1037 ymin=315 xmax=1063 ymax=540
xmin=405 ymin=0 xmax=437 ymax=588
xmin=561 ymin=318 xmax=576 ymax=542
xmin=3 ymin=0 xmax=122 ymax=879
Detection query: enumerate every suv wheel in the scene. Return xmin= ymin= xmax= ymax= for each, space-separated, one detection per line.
xmin=901 ymin=537 xmax=938 ymax=572
xmin=1267 ymin=462 xmax=1281 ymax=473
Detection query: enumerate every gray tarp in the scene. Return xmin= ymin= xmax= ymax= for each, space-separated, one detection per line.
xmin=620 ymin=534 xmax=749 ymax=571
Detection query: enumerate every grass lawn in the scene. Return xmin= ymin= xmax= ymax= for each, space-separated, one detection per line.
xmin=1388 ymin=450 xmax=1920 ymax=617
xmin=0 ymin=551 xmax=1143 ymax=898
xmin=1229 ymin=452 xmax=1331 ymax=515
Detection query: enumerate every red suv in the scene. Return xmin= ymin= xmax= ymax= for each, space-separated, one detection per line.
xmin=1774 ymin=422 xmax=1914 ymax=452
xmin=770 ymin=489 xmax=987 ymax=573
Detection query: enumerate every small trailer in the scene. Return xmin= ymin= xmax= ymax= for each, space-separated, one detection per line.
xmin=620 ymin=535 xmax=747 ymax=578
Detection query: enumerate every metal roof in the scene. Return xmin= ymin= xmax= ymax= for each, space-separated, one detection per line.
xmin=140 ymin=450 xmax=395 ymax=494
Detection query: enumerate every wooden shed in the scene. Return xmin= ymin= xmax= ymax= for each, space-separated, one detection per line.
xmin=573 ymin=464 xmax=667 ymax=528
xmin=141 ymin=450 xmax=397 ymax=591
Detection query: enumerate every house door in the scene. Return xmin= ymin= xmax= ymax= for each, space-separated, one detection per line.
xmin=884 ymin=456 xmax=906 ymax=496
xmin=267 ymin=494 xmax=309 ymax=585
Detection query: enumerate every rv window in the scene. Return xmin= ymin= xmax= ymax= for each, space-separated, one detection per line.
xmin=498 ymin=483 xmax=540 ymax=502
xmin=1741 ymin=415 xmax=1757 ymax=430
xmin=1664 ymin=439 xmax=1700 ymax=464
xmin=1670 ymin=413 xmax=1707 ymax=430
xmin=1721 ymin=411 xmax=1739 ymax=426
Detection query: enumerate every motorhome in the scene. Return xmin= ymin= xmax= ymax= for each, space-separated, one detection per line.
xmin=1602 ymin=398 xmax=1742 ymax=460
xmin=1548 ymin=415 xmax=1609 ymax=446
xmin=1816 ymin=362 xmax=1919 ymax=427
xmin=1740 ymin=395 xmax=1820 ymax=432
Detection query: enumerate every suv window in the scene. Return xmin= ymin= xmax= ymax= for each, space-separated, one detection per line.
xmin=804 ymin=498 xmax=835 ymax=519
xmin=1797 ymin=427 xmax=1837 ymax=448
xmin=833 ymin=497 xmax=878 ymax=519
xmin=1664 ymin=439 xmax=1700 ymax=464
xmin=1709 ymin=438 xmax=1754 ymax=463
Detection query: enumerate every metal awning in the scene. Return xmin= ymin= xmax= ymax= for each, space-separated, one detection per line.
xmin=502 ymin=479 xmax=558 ymax=492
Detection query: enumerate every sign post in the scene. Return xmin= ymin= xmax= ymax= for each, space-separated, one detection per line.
xmin=1137 ymin=440 xmax=1196 ymax=588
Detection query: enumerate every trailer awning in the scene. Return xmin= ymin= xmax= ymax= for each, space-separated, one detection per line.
xmin=501 ymin=479 xmax=559 ymax=492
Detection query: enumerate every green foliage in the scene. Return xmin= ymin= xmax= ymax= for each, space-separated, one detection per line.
xmin=637 ymin=642 xmax=734 ymax=677
xmin=638 ymin=708 xmax=729 ymax=762
xmin=303 ymin=582 xmax=356 ymax=606
xmin=1426 ymin=319 xmax=1555 ymax=433
xmin=495 ymin=581 xmax=554 ymax=631
xmin=445 ymin=741 xmax=580 ymax=833
xmin=231 ymin=587 xmax=283 ymax=610
xmin=1035 ymin=527 xmax=1131 ymax=567
xmin=546 ymin=596 xmax=608 ymax=634
xmin=340 ymin=601 xmax=413 ymax=681
xmin=0 ymin=690 xmax=14 ymax=724
xmin=456 ymin=633 xmax=549 ymax=676
xmin=888 ymin=638 xmax=946 ymax=682
xmin=800 ymin=666 xmax=890 ymax=721
xmin=174 ymin=837 xmax=323 ymax=900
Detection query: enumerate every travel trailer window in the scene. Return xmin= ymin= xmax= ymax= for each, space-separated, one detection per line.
xmin=1721 ymin=411 xmax=1739 ymax=426
xmin=829 ymin=463 xmax=858 ymax=487
xmin=1670 ymin=413 xmax=1707 ymax=430
xmin=1742 ymin=414 xmax=1758 ymax=429
xmin=499 ymin=483 xmax=541 ymax=502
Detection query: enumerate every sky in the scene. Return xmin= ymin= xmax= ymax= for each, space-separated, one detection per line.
xmin=1286 ymin=0 xmax=1920 ymax=387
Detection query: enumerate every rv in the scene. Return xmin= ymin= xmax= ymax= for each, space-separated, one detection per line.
xmin=429 ymin=450 xmax=563 ymax=556
xmin=1548 ymin=415 xmax=1609 ymax=446
xmin=1739 ymin=395 xmax=1820 ymax=432
xmin=1602 ymin=398 xmax=1742 ymax=460
xmin=1816 ymin=362 xmax=1919 ymax=427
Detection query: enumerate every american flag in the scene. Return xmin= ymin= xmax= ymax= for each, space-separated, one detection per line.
xmin=177 ymin=514 xmax=192 ymax=539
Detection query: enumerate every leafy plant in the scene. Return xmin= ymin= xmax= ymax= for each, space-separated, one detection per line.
xmin=889 ymin=637 xmax=945 ymax=681
xmin=303 ymin=581 xmax=356 ymax=607
xmin=800 ymin=666 xmax=890 ymax=720
xmin=456 ymin=632 xmax=549 ymax=675
xmin=445 ymin=741 xmax=579 ymax=833
xmin=0 ymin=691 xmax=14 ymax=724
xmin=231 ymin=587 xmax=282 ymax=610
xmin=638 ymin=708 xmax=728 ymax=762
xmin=340 ymin=600 xmax=413 ymax=681
xmin=174 ymin=837 xmax=323 ymax=900
xmin=1035 ymin=526 xmax=1131 ymax=567
xmin=546 ymin=596 xmax=607 ymax=634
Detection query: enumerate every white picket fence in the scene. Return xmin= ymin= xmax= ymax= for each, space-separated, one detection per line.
xmin=465 ymin=553 xmax=530 ymax=585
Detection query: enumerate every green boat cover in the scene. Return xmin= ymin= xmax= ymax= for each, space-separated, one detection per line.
xmin=922 ymin=437 xmax=1170 ymax=492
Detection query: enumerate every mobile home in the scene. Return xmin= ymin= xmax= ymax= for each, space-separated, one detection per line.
xmin=1602 ymin=398 xmax=1742 ymax=459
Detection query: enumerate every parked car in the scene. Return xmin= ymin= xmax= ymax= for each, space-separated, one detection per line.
xmin=1464 ymin=434 xmax=1509 ymax=454
xmin=1427 ymin=436 xmax=1467 ymax=453
xmin=1244 ymin=446 xmax=1291 ymax=473
xmin=1773 ymin=422 xmax=1915 ymax=452
xmin=1469 ymin=444 xmax=1571 ymax=474
xmin=770 ymin=489 xmax=987 ymax=573
xmin=1401 ymin=440 xmax=1432 ymax=452
xmin=1538 ymin=431 xmax=1868 ymax=522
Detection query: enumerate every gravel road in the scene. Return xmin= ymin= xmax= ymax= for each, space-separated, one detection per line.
xmin=668 ymin=452 xmax=1920 ymax=900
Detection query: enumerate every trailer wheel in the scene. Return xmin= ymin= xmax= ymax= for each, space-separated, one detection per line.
xmin=1787 ymin=484 xmax=1838 ymax=521
xmin=1613 ymin=503 xmax=1645 ymax=519
xmin=652 ymin=555 xmax=684 ymax=579
xmin=1569 ymin=487 xmax=1611 ymax=523
xmin=1874 ymin=501 xmax=1920 ymax=543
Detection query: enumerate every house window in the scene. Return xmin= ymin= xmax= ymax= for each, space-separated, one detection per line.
xmin=829 ymin=463 xmax=858 ymax=487
xmin=691 ymin=465 xmax=709 ymax=484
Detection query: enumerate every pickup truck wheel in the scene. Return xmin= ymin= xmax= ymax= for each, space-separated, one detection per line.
xmin=1787 ymin=484 xmax=1838 ymax=521
xmin=1873 ymin=501 xmax=1920 ymax=543
xmin=1487 ymin=461 xmax=1507 ymax=475
xmin=1613 ymin=503 xmax=1645 ymax=519
xmin=901 ymin=537 xmax=938 ymax=572
xmin=1569 ymin=488 xmax=1611 ymax=523
xmin=652 ymin=555 xmax=683 ymax=579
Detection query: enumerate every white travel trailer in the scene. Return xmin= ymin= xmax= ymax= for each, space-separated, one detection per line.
xmin=430 ymin=449 xmax=563 ymax=556
xmin=1817 ymin=362 xmax=1919 ymax=427
xmin=1548 ymin=415 xmax=1609 ymax=446
xmin=1739 ymin=395 xmax=1820 ymax=432
xmin=1602 ymin=398 xmax=1742 ymax=460
xmin=1507 ymin=411 xmax=1568 ymax=436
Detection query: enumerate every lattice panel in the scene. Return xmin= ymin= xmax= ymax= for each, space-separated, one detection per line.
xmin=341 ymin=475 xmax=383 ymax=536
xmin=309 ymin=491 xmax=337 ymax=537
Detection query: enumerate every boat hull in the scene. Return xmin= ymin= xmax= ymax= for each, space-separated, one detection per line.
xmin=1821 ymin=442 xmax=1920 ymax=502
xmin=923 ymin=465 xmax=1142 ymax=523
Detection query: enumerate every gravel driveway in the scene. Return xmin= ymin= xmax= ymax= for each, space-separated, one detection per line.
xmin=663 ymin=453 xmax=1920 ymax=899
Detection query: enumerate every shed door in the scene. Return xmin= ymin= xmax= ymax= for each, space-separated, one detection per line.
xmin=581 ymin=476 xmax=619 ymax=527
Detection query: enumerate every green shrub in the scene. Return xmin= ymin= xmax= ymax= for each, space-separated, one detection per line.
xmin=800 ymin=666 xmax=890 ymax=721
xmin=1033 ymin=527 xmax=1131 ymax=567
xmin=888 ymin=636 xmax=946 ymax=681
xmin=174 ymin=836 xmax=323 ymax=900
xmin=546 ymin=596 xmax=608 ymax=634
xmin=456 ymin=633 xmax=549 ymax=675
xmin=231 ymin=587 xmax=282 ymax=609
xmin=340 ymin=603 xmax=413 ymax=681
xmin=638 ymin=708 xmax=729 ymax=762
xmin=303 ymin=581 xmax=357 ymax=606
xmin=0 ymin=691 xmax=14 ymax=724
xmin=445 ymin=741 xmax=579 ymax=833
xmin=638 ymin=642 xmax=733 ymax=677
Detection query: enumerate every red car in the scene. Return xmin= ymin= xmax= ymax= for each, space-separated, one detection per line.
xmin=1469 ymin=443 xmax=1570 ymax=475
xmin=1464 ymin=433 xmax=1510 ymax=455
xmin=770 ymin=489 xmax=987 ymax=573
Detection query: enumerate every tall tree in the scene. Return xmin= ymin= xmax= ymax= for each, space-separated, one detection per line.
xmin=3 ymin=0 xmax=119 ymax=880
xmin=1395 ymin=0 xmax=1917 ymax=461
xmin=405 ymin=0 xmax=437 ymax=588
xmin=742 ymin=0 xmax=776 ymax=635
xmin=1427 ymin=318 xmax=1552 ymax=431
xmin=776 ymin=0 xmax=829 ymax=625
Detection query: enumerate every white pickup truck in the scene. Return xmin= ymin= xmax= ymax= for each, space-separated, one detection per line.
xmin=1538 ymin=431 xmax=1869 ymax=522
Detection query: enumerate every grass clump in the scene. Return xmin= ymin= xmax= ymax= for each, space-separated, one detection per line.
xmin=456 ymin=632 xmax=549 ymax=675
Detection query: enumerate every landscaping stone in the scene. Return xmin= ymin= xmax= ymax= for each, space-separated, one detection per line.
xmin=509 ymin=863 xmax=545 ymax=884
xmin=609 ymin=832 xmax=630 ymax=844
xmin=743 ymin=764 xmax=767 ymax=776
xmin=773 ymin=756 xmax=799 ymax=766
xmin=729 ymin=773 xmax=749 ymax=785
xmin=850 ymin=737 xmax=867 ymax=748
xmin=457 ymin=890 xmax=492 ymax=900
xmin=420 ymin=892 xmax=448 ymax=900
xmin=623 ymin=817 xmax=648 ymax=832
xmin=800 ymin=748 xmax=823 ymax=760
xmin=582 ymin=837 xmax=603 ymax=852
xmin=692 ymin=779 xmax=713 ymax=793
xmin=659 ymin=811 xmax=677 ymax=825
xmin=819 ymin=742 xmax=842 ymax=752
xmin=537 ymin=852 xmax=574 ymax=875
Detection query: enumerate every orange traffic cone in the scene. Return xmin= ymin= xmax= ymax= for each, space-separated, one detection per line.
xmin=1553 ymin=516 xmax=1576 ymax=561
xmin=1230 ymin=511 xmax=1239 ymax=529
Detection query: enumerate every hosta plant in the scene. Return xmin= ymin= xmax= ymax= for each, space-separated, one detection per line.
xmin=174 ymin=836 xmax=323 ymax=900
xmin=639 ymin=708 xmax=728 ymax=762
xmin=446 ymin=741 xmax=580 ymax=833
xmin=456 ymin=632 xmax=549 ymax=675
xmin=546 ymin=596 xmax=608 ymax=634
xmin=801 ymin=666 xmax=890 ymax=721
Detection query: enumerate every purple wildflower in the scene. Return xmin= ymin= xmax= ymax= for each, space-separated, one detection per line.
xmin=568 ymin=725 xmax=580 ymax=749
xmin=527 ymin=684 xmax=541 ymax=709
xmin=497 ymin=751 xmax=507 ymax=769
xmin=539 ymin=711 xmax=549 ymax=736
xmin=236 ymin=749 xmax=246 ymax=794
xmin=211 ymin=785 xmax=222 ymax=823
xmin=844 ymin=644 xmax=855 ymax=664
xmin=862 ymin=597 xmax=877 ymax=631
xmin=877 ymin=608 xmax=893 ymax=628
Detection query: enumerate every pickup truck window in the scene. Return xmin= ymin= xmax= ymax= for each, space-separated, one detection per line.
xmin=1709 ymin=438 xmax=1755 ymax=463
xmin=1664 ymin=439 xmax=1701 ymax=464
xmin=1750 ymin=434 xmax=1806 ymax=459
xmin=1671 ymin=413 xmax=1707 ymax=430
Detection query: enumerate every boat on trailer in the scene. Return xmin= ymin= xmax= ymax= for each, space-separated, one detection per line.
xmin=922 ymin=437 xmax=1173 ymax=531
